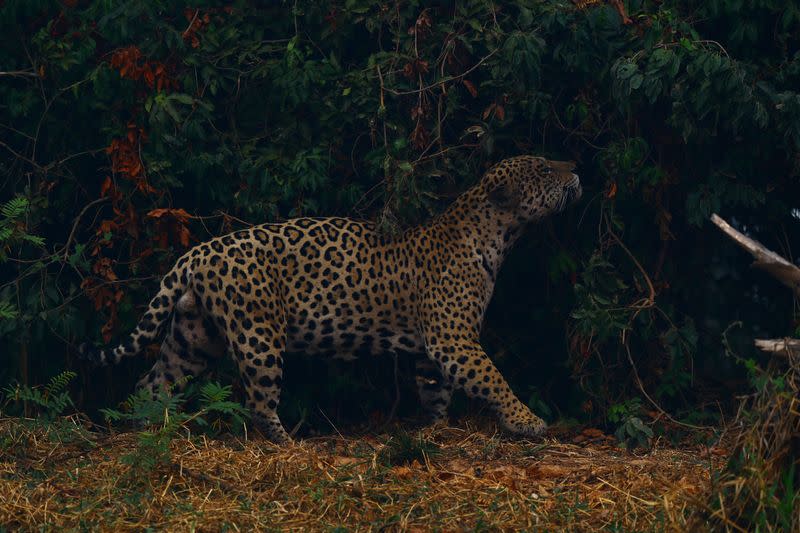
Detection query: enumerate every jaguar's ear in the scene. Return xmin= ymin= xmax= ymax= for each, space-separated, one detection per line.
xmin=487 ymin=183 xmax=520 ymax=210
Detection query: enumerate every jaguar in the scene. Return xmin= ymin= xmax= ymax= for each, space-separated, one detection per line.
xmin=81 ymin=155 xmax=581 ymax=442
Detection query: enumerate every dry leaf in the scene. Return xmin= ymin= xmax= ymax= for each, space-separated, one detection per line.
xmin=609 ymin=0 xmax=632 ymax=24
xmin=392 ymin=466 xmax=413 ymax=479
xmin=462 ymin=79 xmax=478 ymax=98
xmin=528 ymin=464 xmax=572 ymax=479
xmin=582 ymin=428 xmax=606 ymax=439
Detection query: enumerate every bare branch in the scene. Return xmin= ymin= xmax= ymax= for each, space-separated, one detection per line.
xmin=754 ymin=338 xmax=800 ymax=358
xmin=710 ymin=213 xmax=800 ymax=297
xmin=382 ymin=49 xmax=498 ymax=96
xmin=0 ymin=70 xmax=40 ymax=78
xmin=62 ymin=197 xmax=110 ymax=262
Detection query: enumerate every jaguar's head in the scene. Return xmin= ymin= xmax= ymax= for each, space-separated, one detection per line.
xmin=482 ymin=155 xmax=582 ymax=220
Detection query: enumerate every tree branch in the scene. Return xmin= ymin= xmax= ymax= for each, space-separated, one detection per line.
xmin=382 ymin=49 xmax=497 ymax=96
xmin=754 ymin=338 xmax=800 ymax=358
xmin=0 ymin=70 xmax=40 ymax=78
xmin=710 ymin=213 xmax=800 ymax=298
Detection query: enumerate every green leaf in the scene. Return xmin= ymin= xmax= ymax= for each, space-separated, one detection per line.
xmin=170 ymin=93 xmax=195 ymax=105
xmin=0 ymin=301 xmax=19 ymax=320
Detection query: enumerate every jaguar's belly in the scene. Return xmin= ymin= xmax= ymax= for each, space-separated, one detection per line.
xmin=284 ymin=311 xmax=424 ymax=359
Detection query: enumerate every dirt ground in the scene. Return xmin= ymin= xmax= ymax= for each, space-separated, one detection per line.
xmin=0 ymin=418 xmax=726 ymax=531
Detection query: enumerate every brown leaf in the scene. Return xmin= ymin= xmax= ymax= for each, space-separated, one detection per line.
xmin=146 ymin=208 xmax=191 ymax=222
xmin=332 ymin=456 xmax=360 ymax=467
xmin=444 ymin=459 xmax=471 ymax=473
xmin=609 ymin=0 xmax=632 ymax=24
xmin=392 ymin=466 xmax=413 ymax=479
xmin=486 ymin=465 xmax=526 ymax=489
xmin=146 ymin=208 xmax=171 ymax=219
xmin=179 ymin=226 xmax=191 ymax=247
xmin=410 ymin=122 xmax=430 ymax=150
xmin=100 ymin=176 xmax=114 ymax=197
xmin=582 ymin=428 xmax=606 ymax=439
xmin=527 ymin=464 xmax=572 ymax=479
xmin=572 ymin=0 xmax=601 ymax=8
xmin=462 ymin=79 xmax=478 ymax=98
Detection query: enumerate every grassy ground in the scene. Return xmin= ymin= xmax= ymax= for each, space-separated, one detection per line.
xmin=0 ymin=417 xmax=726 ymax=532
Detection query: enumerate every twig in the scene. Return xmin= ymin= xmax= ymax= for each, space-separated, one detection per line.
xmin=0 ymin=139 xmax=42 ymax=170
xmin=604 ymin=215 xmax=711 ymax=430
xmin=289 ymin=413 xmax=306 ymax=439
xmin=622 ymin=340 xmax=710 ymax=430
xmin=382 ymin=49 xmax=498 ymax=96
xmin=44 ymin=148 xmax=105 ymax=171
xmin=604 ymin=214 xmax=656 ymax=308
xmin=318 ymin=407 xmax=345 ymax=441
xmin=596 ymin=477 xmax=656 ymax=506
xmin=0 ymin=70 xmax=40 ymax=78
xmin=175 ymin=463 xmax=238 ymax=493
xmin=62 ymin=197 xmax=110 ymax=261
xmin=182 ymin=9 xmax=200 ymax=38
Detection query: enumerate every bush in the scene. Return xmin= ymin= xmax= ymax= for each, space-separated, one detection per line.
xmin=0 ymin=0 xmax=798 ymax=428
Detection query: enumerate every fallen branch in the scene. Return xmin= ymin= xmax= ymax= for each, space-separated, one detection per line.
xmin=754 ymin=338 xmax=800 ymax=358
xmin=710 ymin=213 xmax=800 ymax=298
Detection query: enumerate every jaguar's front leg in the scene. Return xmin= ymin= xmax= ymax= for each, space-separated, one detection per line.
xmin=424 ymin=339 xmax=546 ymax=437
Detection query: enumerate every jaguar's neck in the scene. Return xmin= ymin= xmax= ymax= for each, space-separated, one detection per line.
xmin=426 ymin=185 xmax=526 ymax=280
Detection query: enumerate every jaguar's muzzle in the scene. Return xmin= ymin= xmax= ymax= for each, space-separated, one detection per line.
xmin=566 ymin=173 xmax=582 ymax=203
xmin=555 ymin=173 xmax=582 ymax=212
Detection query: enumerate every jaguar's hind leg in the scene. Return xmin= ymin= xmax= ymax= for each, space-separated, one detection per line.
xmin=227 ymin=325 xmax=290 ymax=443
xmin=138 ymin=291 xmax=224 ymax=396
xmin=415 ymin=357 xmax=453 ymax=423
xmin=219 ymin=280 xmax=291 ymax=443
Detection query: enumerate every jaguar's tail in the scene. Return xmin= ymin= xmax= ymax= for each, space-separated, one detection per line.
xmin=79 ymin=256 xmax=191 ymax=366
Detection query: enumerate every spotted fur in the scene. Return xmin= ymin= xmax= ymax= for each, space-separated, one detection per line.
xmin=80 ymin=155 xmax=581 ymax=442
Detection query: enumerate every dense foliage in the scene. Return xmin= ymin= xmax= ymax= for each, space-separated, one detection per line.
xmin=1 ymin=0 xmax=798 ymax=432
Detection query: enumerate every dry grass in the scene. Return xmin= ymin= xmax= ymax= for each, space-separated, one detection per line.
xmin=689 ymin=348 xmax=800 ymax=533
xmin=0 ymin=418 xmax=726 ymax=532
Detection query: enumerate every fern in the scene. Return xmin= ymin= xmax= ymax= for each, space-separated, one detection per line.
xmin=100 ymin=385 xmax=186 ymax=426
xmin=46 ymin=370 xmax=76 ymax=396
xmin=100 ymin=384 xmax=189 ymax=473
xmin=199 ymin=381 xmax=232 ymax=404
xmin=22 ymin=234 xmax=45 ymax=246
xmin=0 ymin=195 xmax=44 ymax=261
xmin=2 ymin=371 xmax=77 ymax=421
xmin=101 ymin=380 xmax=249 ymax=475
xmin=0 ymin=196 xmax=28 ymax=219
xmin=196 ymin=382 xmax=249 ymax=431
xmin=0 ymin=301 xmax=18 ymax=320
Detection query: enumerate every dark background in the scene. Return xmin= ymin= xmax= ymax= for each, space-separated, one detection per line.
xmin=1 ymin=0 xmax=798 ymax=435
